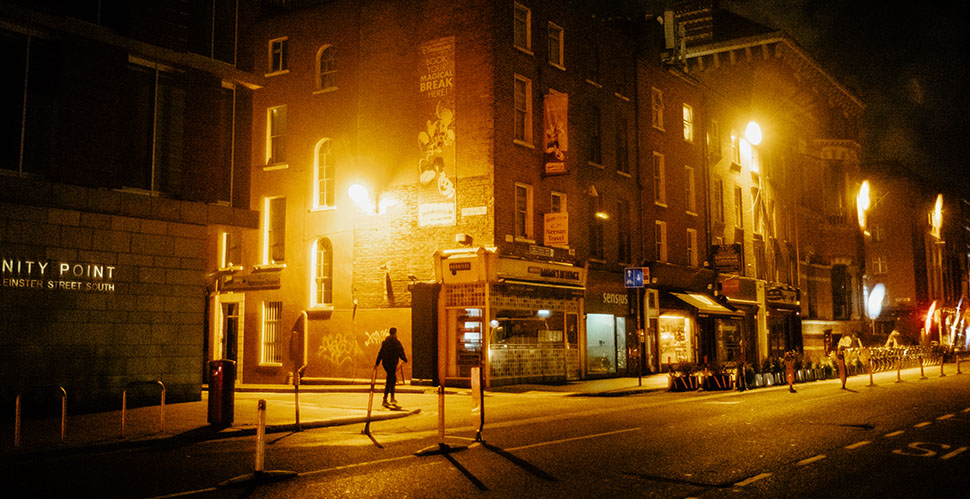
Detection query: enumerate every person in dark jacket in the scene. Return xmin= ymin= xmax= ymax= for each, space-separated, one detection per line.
xmin=375 ymin=327 xmax=408 ymax=407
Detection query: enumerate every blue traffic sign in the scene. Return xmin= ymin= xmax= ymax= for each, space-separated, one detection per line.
xmin=624 ymin=267 xmax=644 ymax=288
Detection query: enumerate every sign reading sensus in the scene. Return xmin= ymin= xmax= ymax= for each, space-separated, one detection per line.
xmin=1 ymin=258 xmax=117 ymax=292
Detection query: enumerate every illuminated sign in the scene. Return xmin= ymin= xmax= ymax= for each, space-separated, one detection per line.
xmin=1 ymin=258 xmax=117 ymax=292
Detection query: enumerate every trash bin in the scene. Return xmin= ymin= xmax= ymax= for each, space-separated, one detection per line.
xmin=208 ymin=359 xmax=236 ymax=427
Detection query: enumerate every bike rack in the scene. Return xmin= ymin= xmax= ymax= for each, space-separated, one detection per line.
xmin=14 ymin=386 xmax=67 ymax=447
xmin=121 ymin=380 xmax=165 ymax=438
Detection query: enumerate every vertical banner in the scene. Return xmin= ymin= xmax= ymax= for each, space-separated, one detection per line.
xmin=544 ymin=212 xmax=568 ymax=247
xmin=543 ymin=92 xmax=568 ymax=175
xmin=417 ymin=37 xmax=457 ymax=227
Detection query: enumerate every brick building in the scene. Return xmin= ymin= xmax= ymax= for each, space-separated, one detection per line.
xmin=0 ymin=1 xmax=260 ymax=410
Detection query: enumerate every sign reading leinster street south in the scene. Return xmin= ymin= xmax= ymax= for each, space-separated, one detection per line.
xmin=417 ymin=36 xmax=457 ymax=227
xmin=1 ymin=257 xmax=117 ymax=292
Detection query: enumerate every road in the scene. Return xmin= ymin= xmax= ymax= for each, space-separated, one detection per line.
xmin=5 ymin=370 xmax=970 ymax=498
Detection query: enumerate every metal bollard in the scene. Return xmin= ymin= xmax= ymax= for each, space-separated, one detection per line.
xmin=958 ymin=355 xmax=963 ymax=375
xmin=941 ymin=354 xmax=946 ymax=377
xmin=919 ymin=355 xmax=927 ymax=379
xmin=896 ymin=356 xmax=903 ymax=383
xmin=255 ymin=399 xmax=266 ymax=473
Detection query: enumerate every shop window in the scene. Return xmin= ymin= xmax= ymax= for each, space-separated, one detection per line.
xmin=659 ymin=315 xmax=692 ymax=365
xmin=586 ymin=314 xmax=618 ymax=374
xmin=453 ymin=308 xmax=483 ymax=377
xmin=261 ymin=301 xmax=283 ymax=365
xmin=715 ymin=319 xmax=742 ymax=364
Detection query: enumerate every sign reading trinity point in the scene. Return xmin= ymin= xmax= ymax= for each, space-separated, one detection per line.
xmin=1 ymin=257 xmax=117 ymax=292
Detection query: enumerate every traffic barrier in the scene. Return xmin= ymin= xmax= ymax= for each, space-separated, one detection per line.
xmin=121 ymin=380 xmax=165 ymax=438
xmin=14 ymin=386 xmax=67 ymax=447
xmin=219 ymin=400 xmax=297 ymax=487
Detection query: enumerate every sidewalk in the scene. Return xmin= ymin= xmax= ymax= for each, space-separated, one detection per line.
xmin=1 ymin=375 xmax=670 ymax=457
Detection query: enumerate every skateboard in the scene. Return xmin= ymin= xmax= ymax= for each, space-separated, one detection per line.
xmin=382 ymin=402 xmax=407 ymax=411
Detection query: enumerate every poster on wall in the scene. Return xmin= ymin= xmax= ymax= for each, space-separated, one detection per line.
xmin=417 ymin=36 xmax=457 ymax=227
xmin=543 ymin=92 xmax=568 ymax=175
xmin=543 ymin=212 xmax=568 ymax=247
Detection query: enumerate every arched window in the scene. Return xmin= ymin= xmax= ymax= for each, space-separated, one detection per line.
xmin=312 ymin=238 xmax=333 ymax=307
xmin=316 ymin=45 xmax=336 ymax=91
xmin=313 ymin=138 xmax=334 ymax=209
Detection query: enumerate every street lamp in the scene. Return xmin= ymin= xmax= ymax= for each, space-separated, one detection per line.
xmin=857 ymin=180 xmax=871 ymax=232
xmin=744 ymin=121 xmax=763 ymax=146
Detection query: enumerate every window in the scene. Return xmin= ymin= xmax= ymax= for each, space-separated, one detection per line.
xmin=547 ymin=22 xmax=564 ymax=68
xmin=653 ymin=152 xmax=666 ymax=205
xmin=685 ymin=166 xmax=696 ymax=213
xmin=616 ymin=116 xmax=629 ymax=174
xmin=708 ymin=119 xmax=721 ymax=158
xmin=551 ymin=191 xmax=566 ymax=213
xmin=687 ymin=228 xmax=698 ymax=266
xmin=316 ymin=45 xmax=336 ymax=90
xmin=617 ymin=200 xmax=631 ymax=263
xmin=513 ymin=75 xmax=533 ymax=145
xmin=513 ymin=3 xmax=531 ymax=52
xmin=713 ymin=177 xmax=725 ymax=223
xmin=871 ymin=224 xmax=882 ymax=242
xmin=123 ymin=59 xmax=186 ymax=194
xmin=651 ymin=88 xmax=664 ymax=130
xmin=312 ymin=238 xmax=333 ymax=307
xmin=586 ymin=47 xmax=600 ymax=83
xmin=264 ymin=197 xmax=286 ymax=264
xmin=268 ymin=37 xmax=288 ymax=74
xmin=682 ymin=104 xmax=694 ymax=142
xmin=589 ymin=106 xmax=602 ymax=165
xmin=734 ymin=185 xmax=744 ymax=228
xmin=313 ymin=138 xmax=335 ymax=209
xmin=220 ymin=231 xmax=241 ymax=268
xmin=731 ymin=131 xmax=741 ymax=165
xmin=515 ymin=183 xmax=533 ymax=239
xmin=1 ymin=30 xmax=56 ymax=177
xmin=873 ymin=256 xmax=887 ymax=274
xmin=590 ymin=195 xmax=604 ymax=259
xmin=655 ymin=221 xmax=667 ymax=263
xmin=266 ymin=106 xmax=287 ymax=165
xmin=261 ymin=301 xmax=283 ymax=364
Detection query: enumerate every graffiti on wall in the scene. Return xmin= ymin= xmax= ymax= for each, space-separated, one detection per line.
xmin=315 ymin=328 xmax=390 ymax=379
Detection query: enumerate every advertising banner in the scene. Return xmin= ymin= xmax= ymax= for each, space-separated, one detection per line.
xmin=417 ymin=36 xmax=457 ymax=227
xmin=543 ymin=92 xmax=568 ymax=175
xmin=543 ymin=212 xmax=568 ymax=247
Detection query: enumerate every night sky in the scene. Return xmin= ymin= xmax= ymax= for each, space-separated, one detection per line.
xmin=721 ymin=0 xmax=970 ymax=192
xmin=602 ymin=1 xmax=970 ymax=192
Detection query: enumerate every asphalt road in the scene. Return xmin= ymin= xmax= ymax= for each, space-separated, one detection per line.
xmin=5 ymin=371 xmax=969 ymax=498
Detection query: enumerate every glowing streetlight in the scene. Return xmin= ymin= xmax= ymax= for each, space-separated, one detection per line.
xmin=744 ymin=121 xmax=763 ymax=146
xmin=348 ymin=184 xmax=375 ymax=214
xmin=857 ymin=180 xmax=871 ymax=230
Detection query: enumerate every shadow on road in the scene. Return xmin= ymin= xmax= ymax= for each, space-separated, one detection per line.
xmin=442 ymin=451 xmax=488 ymax=491
xmin=480 ymin=441 xmax=557 ymax=482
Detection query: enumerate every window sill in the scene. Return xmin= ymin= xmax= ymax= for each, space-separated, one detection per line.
xmin=653 ymin=125 xmax=665 ymax=132
xmin=585 ymin=79 xmax=601 ymax=88
xmin=309 ymin=205 xmax=336 ymax=213
xmin=514 ymin=236 xmax=536 ymax=244
xmin=313 ymin=86 xmax=338 ymax=95
xmin=308 ymin=304 xmax=334 ymax=312
xmin=254 ymin=263 xmax=286 ymax=272
xmin=655 ymin=202 xmax=667 ymax=208
xmin=515 ymin=46 xmax=534 ymax=56
xmin=259 ymin=362 xmax=283 ymax=368
xmin=589 ymin=161 xmax=604 ymax=169
xmin=264 ymin=69 xmax=290 ymax=78
xmin=513 ymin=139 xmax=535 ymax=149
xmin=614 ymin=93 xmax=630 ymax=102
xmin=548 ymin=62 xmax=566 ymax=71
xmin=263 ymin=163 xmax=288 ymax=171
xmin=617 ymin=170 xmax=632 ymax=178
xmin=589 ymin=258 xmax=607 ymax=264
xmin=686 ymin=210 xmax=698 ymax=217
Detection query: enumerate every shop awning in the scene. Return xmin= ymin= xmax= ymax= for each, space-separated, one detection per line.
xmin=670 ymin=292 xmax=744 ymax=318
xmin=500 ymin=279 xmax=584 ymax=291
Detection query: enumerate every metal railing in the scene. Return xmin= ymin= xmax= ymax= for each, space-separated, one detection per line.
xmin=121 ymin=380 xmax=166 ymax=438
xmin=14 ymin=386 xmax=67 ymax=447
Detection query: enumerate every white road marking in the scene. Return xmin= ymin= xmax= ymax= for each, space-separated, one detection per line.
xmin=846 ymin=440 xmax=871 ymax=450
xmin=914 ymin=422 xmax=932 ymax=428
xmin=796 ymin=454 xmax=826 ymax=466
xmin=941 ymin=447 xmax=968 ymax=460
xmin=507 ymin=427 xmax=641 ymax=452
xmin=734 ymin=472 xmax=773 ymax=486
xmin=937 ymin=414 xmax=955 ymax=420
xmin=885 ymin=430 xmax=905 ymax=437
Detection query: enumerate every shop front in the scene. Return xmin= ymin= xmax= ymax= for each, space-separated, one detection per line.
xmin=658 ymin=290 xmax=744 ymax=368
xmin=434 ymin=248 xmax=585 ymax=387
xmin=585 ymin=270 xmax=636 ymax=377
xmin=766 ymin=285 xmax=802 ymax=357
xmin=718 ymin=275 xmax=768 ymax=364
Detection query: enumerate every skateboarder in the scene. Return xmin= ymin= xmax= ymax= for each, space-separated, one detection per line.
xmin=375 ymin=327 xmax=408 ymax=408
